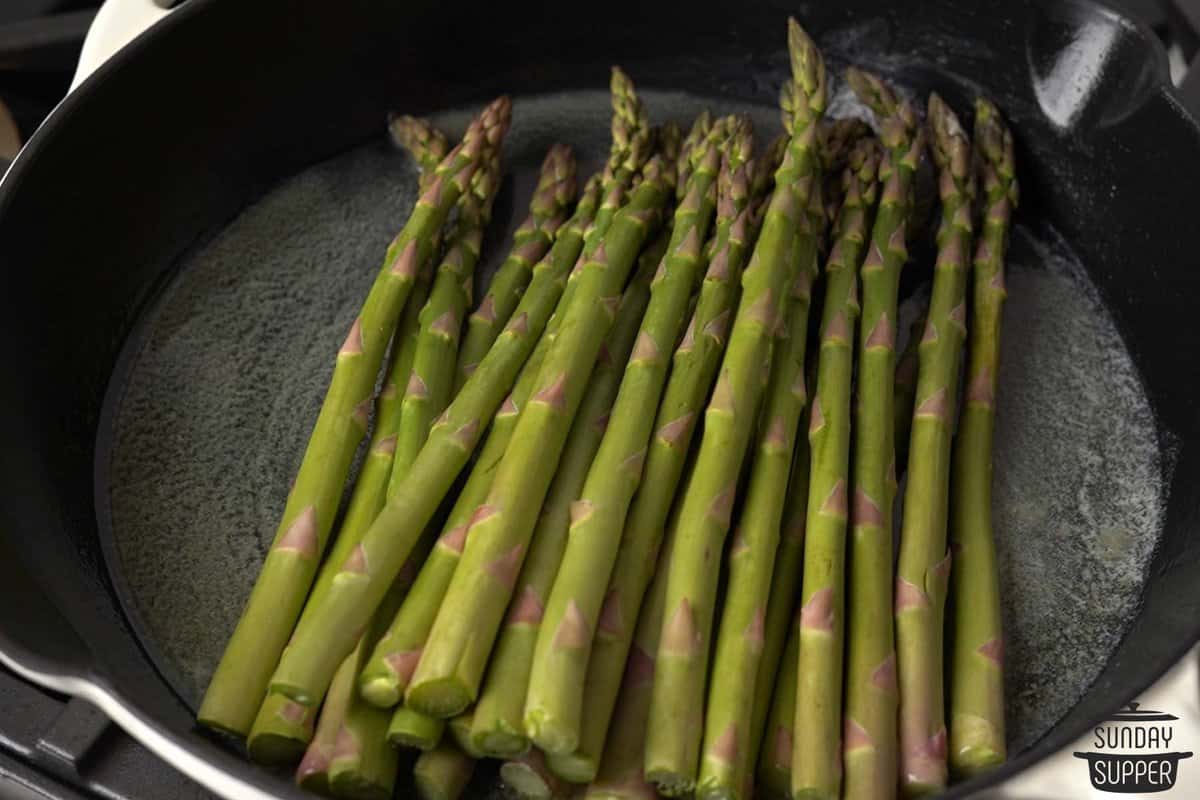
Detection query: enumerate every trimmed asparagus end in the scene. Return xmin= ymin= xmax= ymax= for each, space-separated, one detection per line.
xmin=645 ymin=768 xmax=694 ymax=798
xmin=414 ymin=744 xmax=476 ymax=800
xmin=247 ymin=730 xmax=309 ymax=766
xmin=406 ymin=679 xmax=473 ymax=719
xmin=950 ymin=744 xmax=1005 ymax=778
xmin=387 ymin=706 xmax=444 ymax=751
xmin=473 ymin=726 xmax=529 ymax=760
xmin=501 ymin=749 xmax=569 ymax=799
xmin=525 ymin=708 xmax=579 ymax=755
xmin=329 ymin=771 xmax=392 ymax=800
xmin=360 ymin=677 xmax=403 ymax=709
xmin=545 ymin=750 xmax=597 ymax=784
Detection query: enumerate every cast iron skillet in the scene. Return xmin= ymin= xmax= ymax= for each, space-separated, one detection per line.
xmin=1 ymin=0 xmax=1199 ymax=797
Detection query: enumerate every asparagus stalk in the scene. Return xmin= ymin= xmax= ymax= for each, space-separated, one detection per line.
xmin=758 ymin=613 xmax=799 ymax=800
xmin=470 ymin=231 xmax=667 ymax=758
xmin=406 ymin=148 xmax=676 ymax=719
xmin=387 ymin=704 xmax=445 ymax=751
xmin=644 ymin=22 xmax=827 ymax=795
xmin=389 ymin=114 xmax=452 ymax=181
xmin=447 ymin=710 xmax=484 ymax=759
xmin=456 ymin=145 xmax=578 ymax=388
xmin=658 ymin=121 xmax=684 ymax=178
xmin=819 ymin=118 xmax=873 ymax=174
xmin=552 ymin=133 xmax=766 ymax=785
xmin=248 ymin=299 xmax=424 ymax=764
xmin=361 ymin=160 xmax=612 ymax=717
xmin=502 ymin=748 xmax=573 ymax=800
xmin=583 ymin=505 xmax=680 ymax=800
xmin=752 ymin=436 xmax=811 ymax=800
xmin=294 ymin=548 xmax=427 ymax=791
xmin=269 ymin=77 xmax=650 ymax=706
xmin=838 ymin=68 xmax=924 ymax=800
xmin=358 ymin=177 xmax=603 ymax=710
xmin=708 ymin=142 xmax=871 ymax=800
xmin=750 ymin=134 xmax=787 ymax=201
xmin=200 ymin=98 xmax=510 ymax=735
xmin=390 ymin=144 xmax=505 ymax=490
xmin=371 ymin=235 xmax=577 ymax=749
xmin=789 ymin=140 xmax=882 ymax=800
xmin=265 ymin=131 xmax=486 ymax=767
xmin=415 ymin=742 xmax=477 ymax=800
xmin=947 ymin=97 xmax=1016 ymax=778
xmin=895 ymin=93 xmax=975 ymax=798
xmin=894 ymin=311 xmax=926 ymax=470
xmin=696 ymin=155 xmax=833 ymax=800
xmin=326 ymin=581 xmax=412 ymax=800
xmin=525 ymin=118 xmax=733 ymax=756
xmin=676 ymin=112 xmax=714 ymax=197
xmin=296 ymin=654 xmax=358 ymax=795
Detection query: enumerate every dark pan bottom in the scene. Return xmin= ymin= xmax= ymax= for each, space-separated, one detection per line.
xmin=96 ymin=88 xmax=1165 ymax=767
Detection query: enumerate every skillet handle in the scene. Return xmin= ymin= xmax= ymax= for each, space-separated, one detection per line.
xmin=70 ymin=0 xmax=182 ymax=92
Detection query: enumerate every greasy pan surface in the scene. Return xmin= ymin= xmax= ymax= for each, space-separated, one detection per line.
xmin=0 ymin=0 xmax=1198 ymax=797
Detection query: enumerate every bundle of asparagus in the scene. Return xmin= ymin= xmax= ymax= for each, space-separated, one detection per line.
xmin=200 ymin=16 xmax=1019 ymax=800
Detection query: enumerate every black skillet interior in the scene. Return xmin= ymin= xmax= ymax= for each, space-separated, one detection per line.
xmin=0 ymin=0 xmax=1198 ymax=797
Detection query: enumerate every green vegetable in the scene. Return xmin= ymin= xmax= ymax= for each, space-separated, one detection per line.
xmin=200 ymin=97 xmax=510 ymax=736
xmin=895 ymin=93 xmax=975 ymax=798
xmin=644 ymin=21 xmax=826 ymax=795
xmin=947 ymin=96 xmax=1016 ymax=779
xmin=839 ymin=67 xmax=923 ymax=800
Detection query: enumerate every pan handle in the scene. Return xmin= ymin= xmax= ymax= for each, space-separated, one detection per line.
xmin=69 ymin=0 xmax=185 ymax=92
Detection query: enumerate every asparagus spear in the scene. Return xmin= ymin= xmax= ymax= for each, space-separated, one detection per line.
xmin=789 ymin=140 xmax=882 ymax=800
xmin=708 ymin=141 xmax=872 ymax=800
xmin=294 ymin=547 xmax=427 ymax=792
xmin=551 ymin=134 xmax=766 ymax=784
xmin=326 ymin=581 xmax=412 ymax=800
xmin=677 ymin=112 xmax=714 ymax=197
xmin=390 ymin=144 xmax=505 ymax=491
xmin=839 ymin=68 xmax=924 ymax=800
xmin=415 ymin=742 xmax=477 ymax=800
xmin=358 ymin=177 xmax=604 ymax=710
xmin=281 ymin=141 xmax=499 ymax=773
xmin=470 ymin=231 xmax=667 ymax=758
xmin=447 ymin=710 xmax=484 ymax=759
xmin=658 ymin=121 xmax=684 ymax=179
xmin=645 ymin=22 xmax=827 ymax=795
xmin=456 ymin=145 xmax=578 ymax=388
xmin=360 ymin=124 xmax=631 ymax=713
xmin=296 ymin=654 xmax=358 ymax=795
xmin=370 ymin=233 xmax=583 ymax=748
xmin=248 ymin=298 xmax=422 ymax=764
xmin=389 ymin=114 xmax=452 ymax=180
xmin=895 ymin=94 xmax=975 ymax=798
xmin=819 ymin=118 xmax=873 ymax=174
xmin=387 ymin=704 xmax=445 ymax=751
xmin=525 ymin=118 xmax=733 ymax=756
xmin=200 ymin=97 xmax=510 ymax=736
xmin=269 ymin=77 xmax=651 ymax=707
xmin=406 ymin=148 xmax=676 ymax=718
xmin=894 ymin=311 xmax=926 ymax=470
xmin=366 ymin=152 xmax=646 ymax=721
xmin=247 ymin=119 xmax=452 ymax=763
xmin=583 ymin=503 xmax=681 ymax=800
xmin=752 ymin=436 xmax=811 ymax=800
xmin=502 ymin=748 xmax=573 ymax=800
xmin=947 ymin=97 xmax=1016 ymax=778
